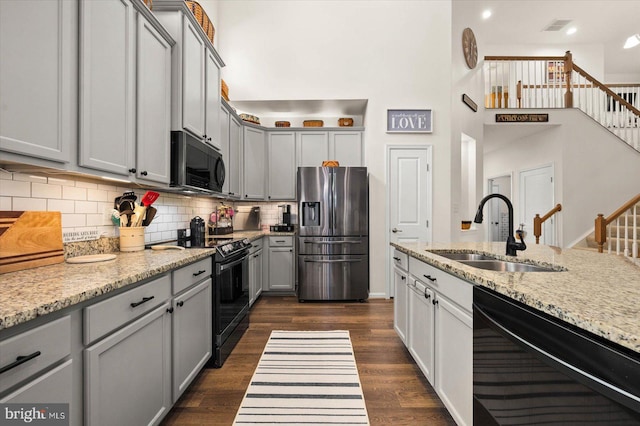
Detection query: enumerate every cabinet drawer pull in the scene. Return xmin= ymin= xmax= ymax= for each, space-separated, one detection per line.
xmin=393 ymin=256 xmax=401 ymax=261
xmin=192 ymin=269 xmax=207 ymax=277
xmin=130 ymin=296 xmax=155 ymax=308
xmin=424 ymin=290 xmax=431 ymax=300
xmin=0 ymin=351 xmax=42 ymax=375
xmin=401 ymin=276 xmax=406 ymax=280
xmin=275 ymin=240 xmax=285 ymax=243
xmin=423 ymin=274 xmax=437 ymax=282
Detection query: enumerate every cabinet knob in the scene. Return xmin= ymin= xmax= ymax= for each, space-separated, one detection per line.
xmin=177 ymin=301 xmax=184 ymax=307
xmin=128 ymin=168 xmax=136 ymax=173
xmin=141 ymin=171 xmax=148 ymax=176
xmin=401 ymin=276 xmax=406 ymax=280
xmin=207 ymin=137 xmax=212 ymax=142
xmin=432 ymin=299 xmax=438 ymax=306
xmin=166 ymin=307 xmax=174 ymax=314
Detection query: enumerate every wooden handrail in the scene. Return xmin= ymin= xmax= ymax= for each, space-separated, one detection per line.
xmin=484 ymin=55 xmax=566 ymax=61
xmin=606 ymin=83 xmax=640 ymax=88
xmin=533 ymin=204 xmax=562 ymax=244
xmin=594 ymin=193 xmax=640 ymax=253
xmin=572 ymin=63 xmax=640 ymax=117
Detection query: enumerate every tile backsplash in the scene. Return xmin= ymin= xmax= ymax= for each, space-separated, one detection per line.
xmin=0 ymin=170 xmax=297 ymax=245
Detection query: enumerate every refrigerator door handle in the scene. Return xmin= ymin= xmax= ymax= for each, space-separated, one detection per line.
xmin=331 ymin=169 xmax=337 ymax=234
xmin=303 ymin=259 xmax=363 ymax=264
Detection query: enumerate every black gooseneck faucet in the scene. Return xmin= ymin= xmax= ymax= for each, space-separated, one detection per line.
xmin=473 ymin=194 xmax=526 ymax=256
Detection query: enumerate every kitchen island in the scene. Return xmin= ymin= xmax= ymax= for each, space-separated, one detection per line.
xmin=392 ymin=241 xmax=640 ymax=353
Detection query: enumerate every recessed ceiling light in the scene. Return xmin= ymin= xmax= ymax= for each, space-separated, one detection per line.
xmin=624 ymin=34 xmax=640 ymax=49
xmin=566 ymin=27 xmax=577 ymax=35
xmin=482 ymin=10 xmax=492 ymax=19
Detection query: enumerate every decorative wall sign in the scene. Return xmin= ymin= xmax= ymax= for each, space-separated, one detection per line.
xmin=462 ymin=94 xmax=477 ymax=112
xmin=496 ymin=114 xmax=549 ymax=123
xmin=387 ymin=109 xmax=433 ymax=133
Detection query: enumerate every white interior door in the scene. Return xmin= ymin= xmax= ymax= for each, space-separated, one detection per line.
xmin=520 ymin=165 xmax=555 ymax=245
xmin=387 ymin=146 xmax=432 ymax=296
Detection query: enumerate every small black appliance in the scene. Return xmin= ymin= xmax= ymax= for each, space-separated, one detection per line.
xmin=190 ymin=216 xmax=206 ymax=247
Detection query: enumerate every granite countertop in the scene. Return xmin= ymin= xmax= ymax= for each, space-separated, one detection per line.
xmin=392 ymin=241 xmax=640 ymax=354
xmin=0 ymin=231 xmax=282 ymax=332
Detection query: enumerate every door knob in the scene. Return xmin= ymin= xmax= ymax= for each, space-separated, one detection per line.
xmin=392 ymin=228 xmax=402 ymax=233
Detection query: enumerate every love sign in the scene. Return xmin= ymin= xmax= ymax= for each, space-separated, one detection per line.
xmin=387 ymin=109 xmax=433 ymax=133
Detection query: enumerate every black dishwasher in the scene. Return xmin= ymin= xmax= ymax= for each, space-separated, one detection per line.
xmin=473 ymin=286 xmax=640 ymax=425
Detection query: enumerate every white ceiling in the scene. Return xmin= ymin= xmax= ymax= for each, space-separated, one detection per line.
xmin=462 ymin=0 xmax=640 ymax=77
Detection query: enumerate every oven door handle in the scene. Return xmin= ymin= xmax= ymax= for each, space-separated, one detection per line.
xmin=218 ymin=255 xmax=247 ymax=273
xmin=473 ymin=302 xmax=640 ymax=410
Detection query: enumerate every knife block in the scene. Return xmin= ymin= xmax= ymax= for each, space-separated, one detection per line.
xmin=0 ymin=211 xmax=64 ymax=274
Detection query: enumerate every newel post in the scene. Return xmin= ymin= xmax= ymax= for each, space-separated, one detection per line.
xmin=594 ymin=214 xmax=606 ymax=253
xmin=564 ymin=51 xmax=573 ymax=108
xmin=533 ymin=214 xmax=542 ymax=244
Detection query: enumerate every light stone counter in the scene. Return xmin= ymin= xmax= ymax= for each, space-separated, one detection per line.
xmin=0 ymin=230 xmax=292 ymax=332
xmin=392 ymin=242 xmax=640 ymax=354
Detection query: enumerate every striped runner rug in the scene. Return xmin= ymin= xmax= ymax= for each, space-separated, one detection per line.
xmin=232 ymin=330 xmax=370 ymax=425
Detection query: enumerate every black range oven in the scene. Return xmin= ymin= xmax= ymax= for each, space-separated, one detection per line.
xmin=210 ymin=238 xmax=251 ymax=367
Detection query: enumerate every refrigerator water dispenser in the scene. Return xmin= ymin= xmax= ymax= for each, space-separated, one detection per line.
xmin=302 ymin=202 xmax=321 ymax=226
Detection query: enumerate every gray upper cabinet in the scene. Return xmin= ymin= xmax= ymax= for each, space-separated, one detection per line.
xmin=297 ymin=131 xmax=329 ymax=167
xmin=154 ymin=2 xmax=224 ymax=151
xmin=205 ymin=51 xmax=221 ymax=150
xmin=136 ymin=13 xmax=172 ymax=184
xmin=181 ymin=15 xmax=206 ymax=138
xmin=243 ymin=126 xmax=265 ymax=199
xmin=220 ymin=105 xmax=231 ymax=194
xmin=79 ymin=0 xmax=136 ymax=176
xmin=267 ymin=132 xmax=296 ymax=200
xmin=0 ymin=0 xmax=76 ymax=164
xmin=329 ymin=131 xmax=364 ymax=166
xmin=220 ymin=101 xmax=242 ymax=198
xmin=229 ymin=115 xmax=243 ymax=198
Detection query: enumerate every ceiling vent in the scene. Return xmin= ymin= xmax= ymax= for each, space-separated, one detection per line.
xmin=542 ymin=19 xmax=573 ymax=32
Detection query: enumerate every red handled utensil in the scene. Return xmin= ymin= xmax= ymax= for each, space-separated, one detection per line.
xmin=141 ymin=191 xmax=160 ymax=207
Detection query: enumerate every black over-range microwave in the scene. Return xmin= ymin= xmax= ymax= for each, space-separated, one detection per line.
xmin=170 ymin=131 xmax=225 ymax=193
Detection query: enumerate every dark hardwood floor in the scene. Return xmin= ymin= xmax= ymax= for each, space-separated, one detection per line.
xmin=161 ymin=295 xmax=456 ymax=425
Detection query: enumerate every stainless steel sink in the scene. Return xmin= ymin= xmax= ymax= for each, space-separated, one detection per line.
xmin=458 ymin=260 xmax=559 ymax=272
xmin=431 ymin=252 xmax=498 ymax=261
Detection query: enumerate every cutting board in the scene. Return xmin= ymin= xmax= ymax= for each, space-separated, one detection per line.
xmin=0 ymin=211 xmax=64 ymax=274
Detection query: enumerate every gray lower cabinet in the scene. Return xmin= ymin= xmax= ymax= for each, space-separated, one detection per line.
xmin=267 ymin=236 xmax=294 ymax=291
xmin=1 ymin=360 xmax=73 ymax=404
xmin=84 ymin=303 xmax=172 ymax=426
xmin=0 ymin=0 xmax=76 ymax=164
xmin=171 ymin=278 xmax=212 ymax=402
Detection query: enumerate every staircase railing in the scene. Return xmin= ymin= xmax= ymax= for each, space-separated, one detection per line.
xmin=594 ymin=194 xmax=640 ymax=257
xmin=533 ymin=203 xmax=562 ymax=244
xmin=484 ymin=51 xmax=640 ymax=152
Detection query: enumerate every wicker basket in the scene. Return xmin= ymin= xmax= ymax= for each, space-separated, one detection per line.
xmin=239 ymin=113 xmax=260 ymax=125
xmin=185 ymin=1 xmax=215 ymax=45
xmin=275 ymin=121 xmax=291 ymax=127
xmin=338 ymin=117 xmax=354 ymax=127
xmin=303 ymin=120 xmax=324 ymax=127
xmin=221 ymin=79 xmax=229 ymax=101
xmin=322 ymin=160 xmax=340 ymax=167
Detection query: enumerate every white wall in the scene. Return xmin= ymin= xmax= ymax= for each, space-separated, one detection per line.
xmin=483 ymin=109 xmax=640 ymax=247
xmin=215 ymin=0 xmax=454 ymax=297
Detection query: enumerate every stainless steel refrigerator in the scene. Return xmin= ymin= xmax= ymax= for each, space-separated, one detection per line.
xmin=297 ymin=167 xmax=369 ymax=301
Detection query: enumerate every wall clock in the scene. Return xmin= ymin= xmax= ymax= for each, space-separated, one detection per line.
xmin=462 ymin=27 xmax=478 ymax=69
